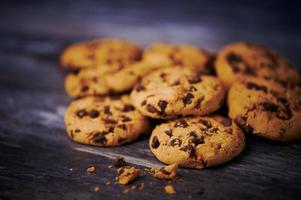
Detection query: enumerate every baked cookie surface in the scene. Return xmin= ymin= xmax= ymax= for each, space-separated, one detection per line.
xmin=64 ymin=95 xmax=150 ymax=146
xmin=215 ymin=42 xmax=301 ymax=87
xmin=228 ymin=76 xmax=301 ymax=142
xmin=65 ymin=62 xmax=153 ymax=97
xmin=130 ymin=67 xmax=225 ymax=119
xmin=60 ymin=38 xmax=141 ymax=70
xmin=149 ymin=116 xmax=245 ymax=169
xmin=143 ymin=43 xmax=213 ymax=73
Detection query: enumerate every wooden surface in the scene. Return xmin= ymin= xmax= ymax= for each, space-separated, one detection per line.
xmin=1 ymin=1 xmax=301 ymax=199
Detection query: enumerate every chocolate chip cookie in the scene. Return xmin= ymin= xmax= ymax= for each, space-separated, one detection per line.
xmin=228 ymin=76 xmax=301 ymax=142
xmin=130 ymin=67 xmax=225 ymax=119
xmin=60 ymin=38 xmax=141 ymax=71
xmin=143 ymin=43 xmax=214 ymax=73
xmin=64 ymin=95 xmax=150 ymax=146
xmin=149 ymin=116 xmax=245 ymax=169
xmin=215 ymin=42 xmax=301 ymax=88
xmin=65 ymin=61 xmax=155 ymax=97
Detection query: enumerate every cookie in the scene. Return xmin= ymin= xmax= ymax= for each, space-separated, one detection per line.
xmin=64 ymin=95 xmax=150 ymax=146
xmin=65 ymin=62 xmax=154 ymax=97
xmin=149 ymin=116 xmax=245 ymax=169
xmin=143 ymin=43 xmax=214 ymax=73
xmin=130 ymin=67 xmax=225 ymax=119
xmin=60 ymin=38 xmax=141 ymax=70
xmin=215 ymin=42 xmax=301 ymax=88
xmin=228 ymin=77 xmax=301 ymax=142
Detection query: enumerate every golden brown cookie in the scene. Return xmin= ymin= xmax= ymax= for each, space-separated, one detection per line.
xmin=143 ymin=43 xmax=213 ymax=73
xmin=65 ymin=62 xmax=153 ymax=97
xmin=215 ymin=42 xmax=301 ymax=88
xmin=228 ymin=76 xmax=301 ymax=142
xmin=60 ymin=38 xmax=141 ymax=70
xmin=130 ymin=67 xmax=225 ymax=119
xmin=149 ymin=116 xmax=245 ymax=169
xmin=64 ymin=95 xmax=150 ymax=146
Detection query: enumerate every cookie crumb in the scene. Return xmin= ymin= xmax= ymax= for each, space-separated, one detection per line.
xmin=87 ymin=166 xmax=96 ymax=173
xmin=116 ymin=166 xmax=140 ymax=185
xmin=93 ymin=186 xmax=100 ymax=192
xmin=108 ymin=165 xmax=113 ymax=169
xmin=113 ymin=156 xmax=127 ymax=167
xmin=164 ymin=184 xmax=176 ymax=195
xmin=123 ymin=188 xmax=130 ymax=194
xmin=105 ymin=180 xmax=111 ymax=186
xmin=150 ymin=163 xmax=178 ymax=180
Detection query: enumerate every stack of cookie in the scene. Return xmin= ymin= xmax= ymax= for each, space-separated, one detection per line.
xmin=62 ymin=38 xmax=301 ymax=170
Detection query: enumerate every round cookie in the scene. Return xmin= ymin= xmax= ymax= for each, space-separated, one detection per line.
xmin=65 ymin=62 xmax=154 ymax=97
xmin=149 ymin=116 xmax=245 ymax=169
xmin=130 ymin=67 xmax=225 ymax=119
xmin=215 ymin=42 xmax=301 ymax=88
xmin=64 ymin=95 xmax=151 ymax=146
xmin=228 ymin=76 xmax=301 ymax=142
xmin=143 ymin=43 xmax=214 ymax=73
xmin=60 ymin=38 xmax=141 ymax=70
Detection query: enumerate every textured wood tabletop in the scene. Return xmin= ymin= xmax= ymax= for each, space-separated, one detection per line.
xmin=0 ymin=1 xmax=301 ymax=199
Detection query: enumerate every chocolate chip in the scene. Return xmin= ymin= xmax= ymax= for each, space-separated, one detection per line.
xmin=121 ymin=115 xmax=131 ymax=122
xmin=104 ymin=106 xmax=112 ymax=115
xmin=141 ymin=100 xmax=147 ymax=106
xmin=76 ymin=109 xmax=87 ymax=118
xmin=89 ymin=109 xmax=99 ymax=118
xmin=175 ymin=119 xmax=189 ymax=128
xmin=108 ymin=127 xmax=114 ymax=132
xmin=110 ymin=95 xmax=121 ymax=100
xmin=183 ymin=93 xmax=194 ymax=106
xmin=227 ymin=53 xmax=243 ymax=63
xmin=170 ymin=138 xmax=182 ymax=146
xmin=117 ymin=124 xmax=127 ymax=130
xmin=118 ymin=137 xmax=126 ymax=143
xmin=104 ymin=118 xmax=117 ymax=124
xmin=92 ymin=132 xmax=107 ymax=144
xmin=169 ymin=54 xmax=183 ymax=66
xmin=189 ymin=86 xmax=197 ymax=92
xmin=246 ymin=82 xmax=268 ymax=93
xmin=244 ymin=65 xmax=256 ymax=75
xmin=180 ymin=144 xmax=195 ymax=157
xmin=146 ymin=104 xmax=157 ymax=113
xmin=191 ymin=138 xmax=204 ymax=146
xmin=113 ymin=156 xmax=127 ymax=167
xmin=262 ymin=102 xmax=278 ymax=112
xmin=189 ymin=131 xmax=198 ymax=138
xmin=164 ymin=129 xmax=173 ymax=137
xmin=123 ymin=104 xmax=135 ymax=112
xmin=277 ymin=106 xmax=292 ymax=120
xmin=171 ymin=80 xmax=180 ymax=86
xmin=195 ymin=97 xmax=204 ymax=109
xmin=220 ymin=118 xmax=232 ymax=127
xmin=75 ymin=129 xmax=81 ymax=133
xmin=209 ymin=127 xmax=219 ymax=133
xmin=276 ymin=96 xmax=288 ymax=104
xmin=199 ymin=119 xmax=212 ymax=128
xmin=158 ymin=100 xmax=168 ymax=113
xmin=135 ymin=83 xmax=145 ymax=92
xmin=81 ymin=85 xmax=89 ymax=92
xmin=151 ymin=136 xmax=160 ymax=149
xmin=188 ymin=76 xmax=201 ymax=84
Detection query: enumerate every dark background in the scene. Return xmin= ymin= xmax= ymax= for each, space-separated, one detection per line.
xmin=0 ymin=0 xmax=301 ymax=200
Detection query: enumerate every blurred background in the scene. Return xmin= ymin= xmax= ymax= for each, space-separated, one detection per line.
xmin=1 ymin=0 xmax=301 ymax=62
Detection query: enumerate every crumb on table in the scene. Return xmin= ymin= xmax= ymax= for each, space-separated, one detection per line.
xmin=150 ymin=163 xmax=178 ymax=180
xmin=113 ymin=156 xmax=127 ymax=167
xmin=116 ymin=166 xmax=140 ymax=185
xmin=165 ymin=184 xmax=176 ymax=195
xmin=87 ymin=166 xmax=96 ymax=173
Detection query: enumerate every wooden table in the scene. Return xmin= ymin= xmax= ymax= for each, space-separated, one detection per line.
xmin=1 ymin=1 xmax=301 ymax=199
